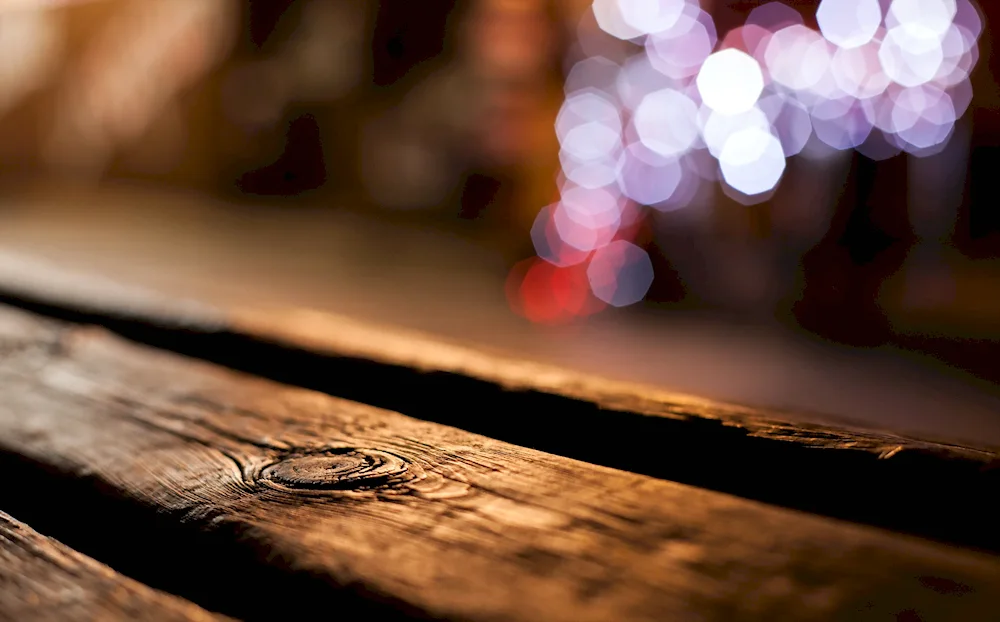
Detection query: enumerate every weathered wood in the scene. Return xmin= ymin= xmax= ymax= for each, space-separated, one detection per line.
xmin=0 ymin=306 xmax=999 ymax=621
xmin=0 ymin=511 xmax=227 ymax=622
xmin=0 ymin=252 xmax=997 ymax=552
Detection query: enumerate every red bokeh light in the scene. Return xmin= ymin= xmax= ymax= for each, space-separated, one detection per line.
xmin=506 ymin=257 xmax=606 ymax=324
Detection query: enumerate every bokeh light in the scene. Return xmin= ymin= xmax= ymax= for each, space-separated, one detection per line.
xmin=587 ymin=240 xmax=655 ymax=307
xmin=817 ymin=0 xmax=882 ymax=49
xmin=616 ymin=54 xmax=672 ymax=109
xmin=700 ymin=106 xmax=770 ymax=157
xmin=591 ymin=0 xmax=644 ymax=41
xmin=617 ymin=142 xmax=684 ymax=206
xmin=812 ymin=98 xmax=874 ymax=149
xmin=565 ymin=56 xmax=620 ymax=97
xmin=719 ymin=127 xmax=786 ymax=196
xmin=553 ymin=184 xmax=623 ymax=252
xmin=531 ymin=204 xmax=590 ymax=267
xmin=831 ymin=41 xmax=890 ymax=99
xmin=619 ymin=0 xmax=687 ymax=36
xmin=879 ymin=24 xmax=945 ymax=87
xmin=886 ymin=0 xmax=956 ymax=35
xmin=892 ymin=85 xmax=957 ymax=151
xmin=633 ymin=87 xmax=700 ymax=157
xmin=746 ymin=2 xmax=804 ymax=32
xmin=697 ymin=49 xmax=764 ymax=115
xmin=759 ymin=94 xmax=813 ymax=156
xmin=765 ymin=25 xmax=832 ymax=92
xmin=507 ymin=257 xmax=605 ymax=324
xmin=645 ymin=7 xmax=717 ymax=80
xmin=522 ymin=0 xmax=984 ymax=319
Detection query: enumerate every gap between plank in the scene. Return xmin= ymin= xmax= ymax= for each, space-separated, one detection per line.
xmin=0 ymin=507 xmax=232 ymax=622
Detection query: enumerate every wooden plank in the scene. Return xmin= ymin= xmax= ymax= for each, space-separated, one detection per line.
xmin=0 ymin=511 xmax=228 ymax=621
xmin=0 ymin=251 xmax=997 ymax=552
xmin=0 ymin=306 xmax=998 ymax=621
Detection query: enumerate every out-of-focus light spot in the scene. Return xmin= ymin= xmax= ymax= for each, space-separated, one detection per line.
xmin=889 ymin=85 xmax=944 ymax=128
xmin=645 ymin=7 xmax=717 ymax=80
xmin=886 ymin=0 xmax=956 ymax=36
xmin=661 ymin=163 xmax=705 ymax=209
xmin=818 ymin=0 xmax=882 ymax=49
xmin=556 ymin=89 xmax=620 ymax=130
xmin=896 ymin=112 xmax=954 ymax=151
xmin=565 ymin=56 xmax=620 ymax=96
xmin=934 ymin=23 xmax=977 ymax=87
xmin=700 ymin=106 xmax=770 ymax=157
xmin=697 ymin=49 xmax=764 ymax=115
xmin=553 ymin=185 xmax=622 ymax=251
xmin=556 ymin=89 xmax=621 ymax=149
xmin=954 ymin=0 xmax=982 ymax=40
xmin=759 ymin=94 xmax=813 ymax=156
xmin=831 ymin=42 xmax=890 ymax=99
xmin=592 ymin=0 xmax=644 ymax=40
xmin=508 ymin=258 xmax=605 ymax=324
xmin=948 ymin=78 xmax=973 ymax=117
xmin=812 ymin=98 xmax=874 ymax=149
xmin=617 ymin=142 xmax=683 ymax=205
xmin=633 ymin=87 xmax=700 ymax=156
xmin=896 ymin=127 xmax=955 ymax=156
xmin=747 ymin=2 xmax=804 ymax=31
xmin=718 ymin=127 xmax=786 ymax=197
xmin=575 ymin=5 xmax=632 ymax=62
xmin=738 ymin=24 xmax=772 ymax=58
xmin=765 ymin=25 xmax=832 ymax=92
xmin=619 ymin=0 xmax=686 ymax=36
xmin=890 ymin=84 xmax=956 ymax=149
xmin=560 ymin=122 xmax=621 ymax=161
xmin=559 ymin=150 xmax=622 ymax=189
xmin=684 ymin=148 xmax=720 ymax=181
xmin=616 ymin=198 xmax=647 ymax=231
xmin=531 ymin=204 xmax=590 ymax=267
xmin=719 ymin=26 xmax=752 ymax=53
xmin=615 ymin=54 xmax=675 ymax=110
xmin=856 ymin=129 xmax=904 ymax=159
xmin=587 ymin=240 xmax=655 ymax=306
xmin=879 ymin=24 xmax=945 ymax=87
xmin=537 ymin=0 xmax=983 ymax=318
xmin=862 ymin=91 xmax=896 ymax=132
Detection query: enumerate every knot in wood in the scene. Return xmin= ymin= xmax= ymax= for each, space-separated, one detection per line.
xmin=261 ymin=448 xmax=413 ymax=492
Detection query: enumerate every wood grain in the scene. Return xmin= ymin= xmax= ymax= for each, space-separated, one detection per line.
xmin=0 ymin=511 xmax=227 ymax=622
xmin=0 ymin=252 xmax=997 ymax=551
xmin=0 ymin=305 xmax=999 ymax=621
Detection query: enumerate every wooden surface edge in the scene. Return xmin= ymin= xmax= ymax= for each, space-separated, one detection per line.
xmin=236 ymin=306 xmax=997 ymax=458
xmin=0 ymin=511 xmax=229 ymax=622
xmin=0 ymin=250 xmax=990 ymax=459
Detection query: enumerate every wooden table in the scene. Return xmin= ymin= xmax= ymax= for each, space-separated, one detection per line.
xmin=0 ymin=252 xmax=998 ymax=621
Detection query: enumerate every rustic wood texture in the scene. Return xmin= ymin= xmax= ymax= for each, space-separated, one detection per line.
xmin=0 ymin=306 xmax=999 ymax=621
xmin=0 ymin=252 xmax=997 ymax=552
xmin=0 ymin=511 xmax=227 ymax=622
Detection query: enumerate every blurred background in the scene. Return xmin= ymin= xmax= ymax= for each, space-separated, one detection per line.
xmin=1 ymin=0 xmax=1000 ymax=445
